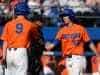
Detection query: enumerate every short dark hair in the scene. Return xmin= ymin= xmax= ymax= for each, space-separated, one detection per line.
xmin=33 ymin=15 xmax=45 ymax=23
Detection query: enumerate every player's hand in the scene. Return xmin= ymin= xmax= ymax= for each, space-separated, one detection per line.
xmin=45 ymin=42 xmax=54 ymax=51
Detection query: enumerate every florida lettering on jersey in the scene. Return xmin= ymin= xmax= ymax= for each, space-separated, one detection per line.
xmin=61 ymin=33 xmax=80 ymax=46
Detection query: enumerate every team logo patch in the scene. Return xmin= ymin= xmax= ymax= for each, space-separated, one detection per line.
xmin=16 ymin=23 xmax=23 ymax=33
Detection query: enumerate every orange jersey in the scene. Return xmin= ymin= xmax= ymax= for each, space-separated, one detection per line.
xmin=1 ymin=16 xmax=38 ymax=48
xmin=56 ymin=24 xmax=90 ymax=55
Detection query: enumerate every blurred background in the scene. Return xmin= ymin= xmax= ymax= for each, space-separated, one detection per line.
xmin=0 ymin=0 xmax=100 ymax=75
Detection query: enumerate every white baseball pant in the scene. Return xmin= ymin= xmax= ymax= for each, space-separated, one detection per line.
xmin=5 ymin=48 xmax=28 ymax=75
xmin=43 ymin=66 xmax=55 ymax=75
xmin=65 ymin=55 xmax=86 ymax=75
xmin=92 ymin=72 xmax=100 ymax=75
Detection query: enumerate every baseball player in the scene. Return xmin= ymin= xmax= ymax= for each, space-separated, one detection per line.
xmin=45 ymin=9 xmax=98 ymax=75
xmin=30 ymin=15 xmax=57 ymax=75
xmin=28 ymin=15 xmax=46 ymax=75
xmin=1 ymin=2 xmax=39 ymax=75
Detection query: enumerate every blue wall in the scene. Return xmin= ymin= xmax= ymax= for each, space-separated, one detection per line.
xmin=42 ymin=27 xmax=100 ymax=41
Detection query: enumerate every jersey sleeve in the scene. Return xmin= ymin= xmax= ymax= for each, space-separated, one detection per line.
xmin=1 ymin=24 xmax=9 ymax=41
xmin=82 ymin=27 xmax=90 ymax=42
xmin=56 ymin=29 xmax=63 ymax=40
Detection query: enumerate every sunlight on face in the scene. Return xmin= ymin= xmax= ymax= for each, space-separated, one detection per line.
xmin=35 ymin=21 xmax=43 ymax=27
xmin=63 ymin=16 xmax=71 ymax=24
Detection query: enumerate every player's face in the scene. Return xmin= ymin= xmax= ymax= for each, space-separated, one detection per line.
xmin=63 ymin=16 xmax=71 ymax=24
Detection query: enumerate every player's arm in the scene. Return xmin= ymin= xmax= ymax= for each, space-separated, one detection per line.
xmin=45 ymin=28 xmax=63 ymax=51
xmin=87 ymin=41 xmax=98 ymax=55
xmin=2 ymin=41 xmax=7 ymax=60
xmin=82 ymin=27 xmax=98 ymax=55
xmin=1 ymin=23 xmax=9 ymax=60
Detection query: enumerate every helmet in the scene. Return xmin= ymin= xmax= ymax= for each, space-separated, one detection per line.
xmin=14 ymin=2 xmax=29 ymax=16
xmin=59 ymin=8 xmax=76 ymax=22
